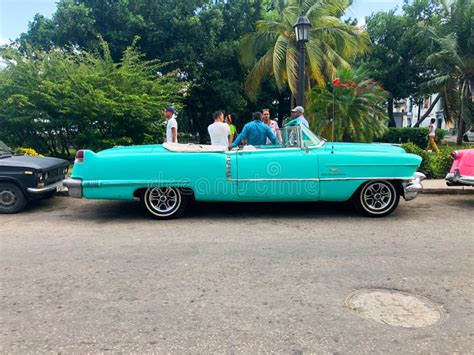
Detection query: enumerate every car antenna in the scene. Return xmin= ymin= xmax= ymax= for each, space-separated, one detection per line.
xmin=331 ymin=85 xmax=336 ymax=154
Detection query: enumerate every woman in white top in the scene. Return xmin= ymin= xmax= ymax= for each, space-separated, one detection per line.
xmin=427 ymin=118 xmax=440 ymax=153
xmin=208 ymin=111 xmax=232 ymax=148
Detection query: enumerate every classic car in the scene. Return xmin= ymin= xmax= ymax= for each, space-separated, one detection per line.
xmin=64 ymin=125 xmax=425 ymax=219
xmin=0 ymin=147 xmax=69 ymax=213
xmin=445 ymin=148 xmax=474 ymax=186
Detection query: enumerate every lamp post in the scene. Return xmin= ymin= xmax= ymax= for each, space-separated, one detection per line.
xmin=293 ymin=13 xmax=312 ymax=107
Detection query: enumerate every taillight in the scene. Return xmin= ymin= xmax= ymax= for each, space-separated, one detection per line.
xmin=75 ymin=150 xmax=85 ymax=163
xmin=450 ymin=151 xmax=458 ymax=160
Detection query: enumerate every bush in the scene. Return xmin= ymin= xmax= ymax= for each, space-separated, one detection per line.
xmin=401 ymin=142 xmax=432 ymax=176
xmin=375 ymin=128 xmax=444 ymax=148
xmin=402 ymin=143 xmax=474 ymax=179
xmin=14 ymin=147 xmax=43 ymax=157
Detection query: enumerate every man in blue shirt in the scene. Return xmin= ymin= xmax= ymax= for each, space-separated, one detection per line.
xmin=232 ymin=112 xmax=277 ymax=147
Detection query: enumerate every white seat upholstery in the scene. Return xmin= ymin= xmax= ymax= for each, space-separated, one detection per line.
xmin=163 ymin=142 xmax=227 ymax=153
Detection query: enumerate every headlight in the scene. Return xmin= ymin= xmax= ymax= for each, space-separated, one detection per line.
xmin=38 ymin=173 xmax=44 ymax=181
xmin=44 ymin=172 xmax=49 ymax=180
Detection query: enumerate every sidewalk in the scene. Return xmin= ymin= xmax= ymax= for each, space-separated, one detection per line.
xmin=422 ymin=179 xmax=474 ymax=194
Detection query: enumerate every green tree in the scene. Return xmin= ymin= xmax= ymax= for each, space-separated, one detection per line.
xmin=0 ymin=39 xmax=184 ymax=157
xmin=420 ymin=0 xmax=473 ymax=144
xmin=240 ymin=0 xmax=370 ymax=100
xmin=363 ymin=1 xmax=444 ymax=126
xmin=307 ymin=68 xmax=388 ymax=142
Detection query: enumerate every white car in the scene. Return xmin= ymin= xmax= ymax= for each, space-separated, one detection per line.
xmin=463 ymin=127 xmax=474 ymax=142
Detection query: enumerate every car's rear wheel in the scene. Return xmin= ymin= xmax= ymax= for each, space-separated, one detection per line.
xmin=0 ymin=182 xmax=27 ymax=214
xmin=352 ymin=180 xmax=400 ymax=217
xmin=141 ymin=187 xmax=189 ymax=219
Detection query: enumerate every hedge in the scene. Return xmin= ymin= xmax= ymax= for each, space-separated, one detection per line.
xmin=402 ymin=142 xmax=474 ymax=179
xmin=375 ymin=128 xmax=444 ymax=148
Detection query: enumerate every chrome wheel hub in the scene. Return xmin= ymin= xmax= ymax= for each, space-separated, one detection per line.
xmin=148 ymin=187 xmax=179 ymax=213
xmin=363 ymin=183 xmax=392 ymax=211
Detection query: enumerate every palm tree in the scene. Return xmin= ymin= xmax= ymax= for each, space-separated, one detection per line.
xmin=421 ymin=0 xmax=473 ymax=144
xmin=307 ymin=68 xmax=388 ymax=142
xmin=240 ymin=0 xmax=370 ymax=101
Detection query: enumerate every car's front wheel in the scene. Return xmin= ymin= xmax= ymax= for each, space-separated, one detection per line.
xmin=352 ymin=180 xmax=400 ymax=217
xmin=0 ymin=182 xmax=27 ymax=214
xmin=141 ymin=187 xmax=189 ymax=219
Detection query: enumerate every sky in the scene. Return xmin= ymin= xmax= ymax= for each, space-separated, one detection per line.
xmin=0 ymin=0 xmax=406 ymax=45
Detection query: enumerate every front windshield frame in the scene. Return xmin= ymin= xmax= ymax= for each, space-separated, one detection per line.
xmin=300 ymin=125 xmax=325 ymax=148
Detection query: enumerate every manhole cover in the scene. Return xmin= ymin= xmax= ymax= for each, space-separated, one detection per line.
xmin=346 ymin=289 xmax=445 ymax=328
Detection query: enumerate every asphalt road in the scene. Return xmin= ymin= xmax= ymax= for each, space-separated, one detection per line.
xmin=1 ymin=195 xmax=473 ymax=353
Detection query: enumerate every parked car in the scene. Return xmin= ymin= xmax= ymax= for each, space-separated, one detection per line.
xmin=445 ymin=148 xmax=474 ymax=186
xmin=463 ymin=126 xmax=474 ymax=142
xmin=65 ymin=125 xmax=425 ymax=219
xmin=0 ymin=147 xmax=69 ymax=213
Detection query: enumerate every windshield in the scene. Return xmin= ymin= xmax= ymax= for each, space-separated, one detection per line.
xmin=301 ymin=125 xmax=324 ymax=147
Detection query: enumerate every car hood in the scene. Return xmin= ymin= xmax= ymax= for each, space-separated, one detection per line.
xmin=324 ymin=142 xmax=406 ymax=154
xmin=0 ymin=155 xmax=68 ymax=170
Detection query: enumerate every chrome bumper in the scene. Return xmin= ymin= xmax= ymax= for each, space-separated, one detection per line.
xmin=27 ymin=179 xmax=64 ymax=194
xmin=402 ymin=172 xmax=425 ymax=201
xmin=63 ymin=178 xmax=83 ymax=198
xmin=446 ymin=169 xmax=474 ymax=186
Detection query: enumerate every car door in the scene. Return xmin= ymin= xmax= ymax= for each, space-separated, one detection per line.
xmin=236 ymin=147 xmax=319 ymax=201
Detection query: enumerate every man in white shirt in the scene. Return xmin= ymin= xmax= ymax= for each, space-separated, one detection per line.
xmin=164 ymin=106 xmax=178 ymax=143
xmin=208 ymin=111 xmax=232 ymax=147
xmin=290 ymin=106 xmax=309 ymax=127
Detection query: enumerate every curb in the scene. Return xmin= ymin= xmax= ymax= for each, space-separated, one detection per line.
xmin=422 ymin=188 xmax=474 ymax=195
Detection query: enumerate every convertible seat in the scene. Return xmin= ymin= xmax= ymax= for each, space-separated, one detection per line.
xmin=163 ymin=142 xmax=227 ymax=153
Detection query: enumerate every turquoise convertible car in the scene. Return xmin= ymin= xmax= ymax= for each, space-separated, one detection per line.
xmin=64 ymin=125 xmax=424 ymax=219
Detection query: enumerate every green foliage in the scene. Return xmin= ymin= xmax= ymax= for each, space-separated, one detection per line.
xmin=400 ymin=142 xmax=432 ymax=175
xmin=240 ymin=0 xmax=370 ymax=99
xmin=362 ymin=1 xmax=445 ymax=125
xmin=402 ymin=142 xmax=474 ymax=178
xmin=15 ymin=0 xmax=275 ymax=142
xmin=375 ymin=128 xmax=444 ymax=148
xmin=307 ymin=68 xmax=388 ymax=142
xmin=420 ymin=0 xmax=473 ymax=144
xmin=0 ymin=40 xmax=184 ymax=157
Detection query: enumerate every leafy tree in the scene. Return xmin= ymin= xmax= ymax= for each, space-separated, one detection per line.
xmin=0 ymin=39 xmax=184 ymax=157
xmin=240 ymin=0 xmax=370 ymax=100
xmin=307 ymin=68 xmax=388 ymax=142
xmin=420 ymin=0 xmax=473 ymax=144
xmin=16 ymin=0 xmax=275 ymax=141
xmin=363 ymin=0 xmax=445 ymax=126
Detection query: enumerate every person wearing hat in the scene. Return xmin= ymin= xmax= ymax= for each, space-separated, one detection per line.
xmin=164 ymin=106 xmax=178 ymax=143
xmin=290 ymin=106 xmax=309 ymax=127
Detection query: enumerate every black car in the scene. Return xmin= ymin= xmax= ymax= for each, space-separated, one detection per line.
xmin=0 ymin=148 xmax=69 ymax=213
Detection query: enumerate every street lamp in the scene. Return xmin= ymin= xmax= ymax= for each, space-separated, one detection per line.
xmin=293 ymin=13 xmax=312 ymax=107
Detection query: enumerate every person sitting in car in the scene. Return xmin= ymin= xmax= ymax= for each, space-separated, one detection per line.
xmin=232 ymin=112 xmax=277 ymax=147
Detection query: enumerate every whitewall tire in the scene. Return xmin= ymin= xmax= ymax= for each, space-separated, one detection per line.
xmin=353 ymin=180 xmax=400 ymax=217
xmin=141 ymin=187 xmax=189 ymax=219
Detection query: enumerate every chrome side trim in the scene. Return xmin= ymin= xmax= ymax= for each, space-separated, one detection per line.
xmin=228 ymin=178 xmax=320 ymax=182
xmin=226 ymin=155 xmax=231 ymax=180
xmin=27 ymin=179 xmax=64 ymax=194
xmin=319 ymin=176 xmax=415 ymax=181
xmin=76 ymin=175 xmax=422 ymax=186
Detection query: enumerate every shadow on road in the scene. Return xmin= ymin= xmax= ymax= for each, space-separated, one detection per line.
xmin=28 ymin=197 xmax=362 ymax=222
